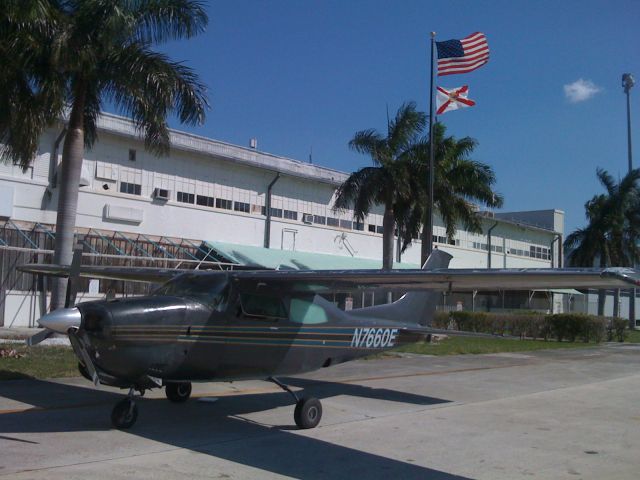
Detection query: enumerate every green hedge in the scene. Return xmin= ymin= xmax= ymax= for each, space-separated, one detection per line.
xmin=436 ymin=311 xmax=612 ymax=343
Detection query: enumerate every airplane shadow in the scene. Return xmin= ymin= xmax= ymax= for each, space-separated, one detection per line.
xmin=0 ymin=378 xmax=469 ymax=480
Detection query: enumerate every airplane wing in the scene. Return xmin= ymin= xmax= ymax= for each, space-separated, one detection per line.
xmin=230 ymin=267 xmax=640 ymax=292
xmin=17 ymin=264 xmax=189 ymax=283
xmin=19 ymin=263 xmax=640 ymax=291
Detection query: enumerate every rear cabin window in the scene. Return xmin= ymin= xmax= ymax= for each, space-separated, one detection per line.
xmin=289 ymin=298 xmax=328 ymax=324
xmin=240 ymin=293 xmax=287 ymax=320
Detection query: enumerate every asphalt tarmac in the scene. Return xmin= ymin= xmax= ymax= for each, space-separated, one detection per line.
xmin=0 ymin=344 xmax=639 ymax=479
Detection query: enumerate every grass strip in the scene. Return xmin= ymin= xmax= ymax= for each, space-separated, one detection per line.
xmin=0 ymin=343 xmax=78 ymax=381
xmin=1 ymin=329 xmax=639 ymax=380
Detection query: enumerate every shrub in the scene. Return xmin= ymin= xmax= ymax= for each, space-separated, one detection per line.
xmin=584 ymin=317 xmax=607 ymax=343
xmin=544 ymin=313 xmax=608 ymax=343
xmin=432 ymin=311 xmax=450 ymax=329
xmin=608 ymin=318 xmax=628 ymax=342
xmin=433 ymin=311 xmax=610 ymax=343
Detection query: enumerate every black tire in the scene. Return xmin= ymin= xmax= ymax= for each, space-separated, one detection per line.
xmin=111 ymin=398 xmax=138 ymax=429
xmin=166 ymin=382 xmax=192 ymax=403
xmin=294 ymin=397 xmax=322 ymax=429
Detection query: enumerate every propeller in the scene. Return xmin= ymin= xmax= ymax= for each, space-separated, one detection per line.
xmin=27 ymin=246 xmax=83 ymax=346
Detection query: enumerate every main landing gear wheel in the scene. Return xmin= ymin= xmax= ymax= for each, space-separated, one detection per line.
xmin=294 ymin=397 xmax=322 ymax=429
xmin=165 ymin=382 xmax=192 ymax=403
xmin=111 ymin=397 xmax=138 ymax=429
xmin=268 ymin=377 xmax=323 ymax=430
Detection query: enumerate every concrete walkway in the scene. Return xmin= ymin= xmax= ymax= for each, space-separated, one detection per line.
xmin=0 ymin=344 xmax=639 ymax=479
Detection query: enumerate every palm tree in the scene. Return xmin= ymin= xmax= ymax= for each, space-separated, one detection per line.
xmin=564 ymin=168 xmax=640 ymax=318
xmin=0 ymin=1 xmax=209 ymax=310
xmin=565 ymin=194 xmax=611 ymax=315
xmin=399 ymin=122 xmax=503 ymax=264
xmin=333 ymin=102 xmax=426 ymax=270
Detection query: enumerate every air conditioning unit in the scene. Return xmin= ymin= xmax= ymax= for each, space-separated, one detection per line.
xmin=152 ymin=188 xmax=170 ymax=201
xmin=302 ymin=213 xmax=313 ymax=224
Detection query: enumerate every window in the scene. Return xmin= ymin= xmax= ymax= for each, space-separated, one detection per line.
xmin=283 ymin=209 xmax=298 ymax=220
xmin=327 ymin=217 xmax=339 ymax=227
xmin=376 ymin=225 xmax=384 ymax=234
xmin=120 ymin=182 xmax=141 ymax=195
xmin=154 ymin=274 xmax=229 ymax=310
xmin=177 ymin=191 xmax=194 ymax=204
xmin=530 ymin=246 xmax=550 ymax=260
xmin=216 ymin=198 xmax=232 ymax=210
xmin=234 ymin=201 xmax=250 ymax=213
xmin=353 ymin=221 xmax=364 ymax=231
xmin=368 ymin=225 xmax=376 ymax=233
xmin=261 ymin=206 xmax=283 ymax=217
xmin=339 ymin=219 xmax=352 ymax=229
xmin=240 ymin=293 xmax=287 ymax=320
xmin=289 ymin=297 xmax=328 ymax=324
xmin=128 ymin=149 xmax=136 ymax=162
xmin=197 ymin=195 xmax=215 ymax=207
xmin=313 ymin=215 xmax=326 ymax=225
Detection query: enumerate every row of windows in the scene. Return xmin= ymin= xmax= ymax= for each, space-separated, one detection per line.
xmin=116 ymin=182 xmax=553 ymax=253
xmin=470 ymin=240 xmax=550 ymax=259
xmin=437 ymin=236 xmax=460 ymax=246
xmin=508 ymin=246 xmax=551 ymax=260
xmin=120 ymin=182 xmax=141 ymax=195
xmin=472 ymin=241 xmax=503 ymax=253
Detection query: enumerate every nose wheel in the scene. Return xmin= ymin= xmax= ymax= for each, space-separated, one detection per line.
xmin=268 ymin=377 xmax=322 ymax=429
xmin=111 ymin=389 xmax=138 ymax=429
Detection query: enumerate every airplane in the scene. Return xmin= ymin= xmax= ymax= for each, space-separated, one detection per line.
xmin=18 ymin=248 xmax=640 ymax=430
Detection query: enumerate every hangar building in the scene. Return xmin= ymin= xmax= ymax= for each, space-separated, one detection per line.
xmin=0 ymin=113 xmax=569 ymax=328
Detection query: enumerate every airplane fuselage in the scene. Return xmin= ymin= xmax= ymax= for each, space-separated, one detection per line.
xmin=74 ymin=275 xmax=427 ymax=389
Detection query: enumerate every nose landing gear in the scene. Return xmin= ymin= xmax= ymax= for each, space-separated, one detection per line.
xmin=111 ymin=388 xmax=139 ymax=429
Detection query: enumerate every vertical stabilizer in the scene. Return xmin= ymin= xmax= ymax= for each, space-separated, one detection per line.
xmin=349 ymin=249 xmax=453 ymax=325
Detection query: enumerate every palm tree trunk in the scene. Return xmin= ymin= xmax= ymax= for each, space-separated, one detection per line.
xmin=382 ymin=206 xmax=395 ymax=270
xmin=50 ymin=90 xmax=86 ymax=311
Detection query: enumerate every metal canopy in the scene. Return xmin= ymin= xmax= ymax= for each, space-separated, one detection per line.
xmin=202 ymin=240 xmax=420 ymax=270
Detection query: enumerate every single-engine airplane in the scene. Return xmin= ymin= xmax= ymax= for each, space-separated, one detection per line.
xmin=19 ymin=249 xmax=640 ymax=430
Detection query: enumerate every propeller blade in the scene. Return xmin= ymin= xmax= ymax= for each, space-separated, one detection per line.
xmin=26 ymin=329 xmax=54 ymax=346
xmin=65 ymin=246 xmax=83 ymax=308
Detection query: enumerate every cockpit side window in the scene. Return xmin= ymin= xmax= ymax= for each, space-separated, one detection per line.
xmin=153 ymin=274 xmax=229 ymax=311
xmin=239 ymin=293 xmax=288 ymax=320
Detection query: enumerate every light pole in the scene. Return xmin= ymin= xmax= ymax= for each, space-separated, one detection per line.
xmin=623 ymin=73 xmax=635 ymax=328
xmin=623 ymin=73 xmax=634 ymax=172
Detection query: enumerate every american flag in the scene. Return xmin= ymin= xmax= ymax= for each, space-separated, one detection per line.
xmin=436 ymin=32 xmax=489 ymax=76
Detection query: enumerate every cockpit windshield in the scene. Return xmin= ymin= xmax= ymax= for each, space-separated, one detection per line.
xmin=153 ymin=274 xmax=229 ymax=310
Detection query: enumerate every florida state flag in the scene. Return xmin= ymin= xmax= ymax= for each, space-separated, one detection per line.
xmin=436 ymin=85 xmax=476 ymax=114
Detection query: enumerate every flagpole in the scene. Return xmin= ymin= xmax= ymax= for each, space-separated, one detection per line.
xmin=427 ymin=31 xmax=436 ymax=258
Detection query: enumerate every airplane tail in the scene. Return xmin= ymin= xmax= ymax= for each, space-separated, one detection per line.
xmin=349 ymin=249 xmax=453 ymax=326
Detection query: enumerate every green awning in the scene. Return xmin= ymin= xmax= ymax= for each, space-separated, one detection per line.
xmin=532 ymin=289 xmax=584 ymax=295
xmin=202 ymin=240 xmax=420 ymax=270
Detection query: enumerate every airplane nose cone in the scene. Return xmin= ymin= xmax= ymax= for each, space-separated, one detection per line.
xmin=38 ymin=307 xmax=81 ymax=334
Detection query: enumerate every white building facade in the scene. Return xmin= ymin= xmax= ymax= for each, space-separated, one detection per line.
xmin=0 ymin=113 xmax=569 ymax=327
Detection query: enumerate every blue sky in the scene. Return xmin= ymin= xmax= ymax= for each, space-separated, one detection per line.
xmin=149 ymin=0 xmax=640 ymax=236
